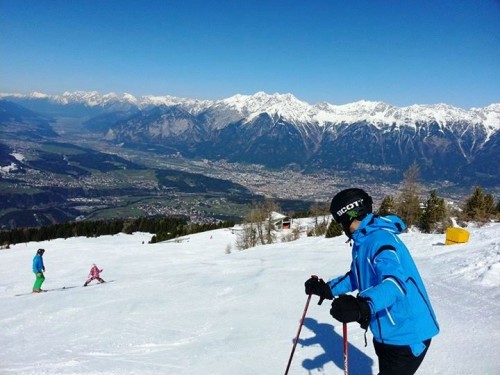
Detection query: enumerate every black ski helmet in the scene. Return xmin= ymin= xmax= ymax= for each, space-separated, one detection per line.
xmin=37 ymin=248 xmax=45 ymax=255
xmin=330 ymin=188 xmax=373 ymax=236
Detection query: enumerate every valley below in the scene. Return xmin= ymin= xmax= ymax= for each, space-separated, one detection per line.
xmin=0 ymin=129 xmax=469 ymax=230
xmin=1 ymin=92 xmax=498 ymax=230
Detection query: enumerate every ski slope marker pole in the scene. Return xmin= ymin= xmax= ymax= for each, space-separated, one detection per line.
xmin=343 ymin=322 xmax=349 ymax=375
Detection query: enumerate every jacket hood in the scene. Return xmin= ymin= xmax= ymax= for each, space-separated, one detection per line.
xmin=352 ymin=214 xmax=406 ymax=243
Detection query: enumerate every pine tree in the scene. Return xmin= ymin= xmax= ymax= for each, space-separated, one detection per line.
xmin=420 ymin=190 xmax=448 ymax=233
xmin=325 ymin=221 xmax=343 ymax=238
xmin=378 ymin=196 xmax=396 ymax=216
xmin=463 ymin=186 xmax=486 ymax=222
xmin=397 ymin=163 xmax=422 ymax=227
xmin=484 ymin=193 xmax=497 ymax=219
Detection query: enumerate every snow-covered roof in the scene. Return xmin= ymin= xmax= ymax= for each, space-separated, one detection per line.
xmin=270 ymin=211 xmax=287 ymax=221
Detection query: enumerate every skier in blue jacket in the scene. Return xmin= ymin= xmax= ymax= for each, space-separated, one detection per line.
xmin=305 ymin=188 xmax=439 ymax=375
xmin=32 ymin=248 xmax=46 ymax=292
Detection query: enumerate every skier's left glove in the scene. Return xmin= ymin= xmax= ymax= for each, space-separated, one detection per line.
xmin=304 ymin=276 xmax=333 ymax=305
xmin=330 ymin=295 xmax=371 ymax=329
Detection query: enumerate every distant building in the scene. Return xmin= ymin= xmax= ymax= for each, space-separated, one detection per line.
xmin=229 ymin=212 xmax=292 ymax=233
xmin=269 ymin=211 xmax=292 ymax=230
xmin=230 ymin=224 xmax=243 ymax=234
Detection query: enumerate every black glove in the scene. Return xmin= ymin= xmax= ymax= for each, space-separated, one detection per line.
xmin=304 ymin=276 xmax=333 ymax=305
xmin=330 ymin=295 xmax=371 ymax=329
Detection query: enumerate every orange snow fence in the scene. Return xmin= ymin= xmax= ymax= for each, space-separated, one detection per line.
xmin=445 ymin=227 xmax=470 ymax=245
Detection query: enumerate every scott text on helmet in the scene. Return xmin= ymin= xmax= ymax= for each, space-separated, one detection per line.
xmin=336 ymin=198 xmax=365 ymax=217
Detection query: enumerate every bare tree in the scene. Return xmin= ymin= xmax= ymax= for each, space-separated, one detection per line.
xmin=309 ymin=201 xmax=330 ymax=236
xmin=235 ymin=199 xmax=280 ymax=250
xmin=262 ymin=199 xmax=280 ymax=244
xmin=235 ymin=221 xmax=257 ymax=250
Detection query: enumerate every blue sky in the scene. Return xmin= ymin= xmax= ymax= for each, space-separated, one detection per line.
xmin=1 ymin=0 xmax=499 ymax=108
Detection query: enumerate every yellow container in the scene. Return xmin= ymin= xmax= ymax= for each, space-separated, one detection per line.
xmin=445 ymin=227 xmax=470 ymax=245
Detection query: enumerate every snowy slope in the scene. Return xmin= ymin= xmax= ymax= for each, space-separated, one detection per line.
xmin=0 ymin=221 xmax=499 ymax=375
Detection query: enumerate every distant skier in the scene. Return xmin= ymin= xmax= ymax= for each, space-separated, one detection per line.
xmin=305 ymin=188 xmax=440 ymax=375
xmin=32 ymin=248 xmax=46 ymax=293
xmin=83 ymin=264 xmax=106 ymax=286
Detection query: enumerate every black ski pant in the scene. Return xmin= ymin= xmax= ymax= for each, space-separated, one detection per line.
xmin=374 ymin=339 xmax=431 ymax=375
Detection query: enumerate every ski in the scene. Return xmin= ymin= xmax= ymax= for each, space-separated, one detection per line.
xmin=15 ymin=280 xmax=115 ymax=296
xmin=83 ymin=280 xmax=115 ymax=288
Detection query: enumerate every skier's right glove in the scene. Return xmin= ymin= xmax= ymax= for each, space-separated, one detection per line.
xmin=330 ymin=294 xmax=371 ymax=329
xmin=304 ymin=276 xmax=333 ymax=305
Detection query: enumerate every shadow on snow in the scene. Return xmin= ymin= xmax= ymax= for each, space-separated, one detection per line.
xmin=297 ymin=317 xmax=374 ymax=374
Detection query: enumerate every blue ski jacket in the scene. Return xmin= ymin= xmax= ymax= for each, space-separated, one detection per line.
xmin=328 ymin=214 xmax=439 ymax=356
xmin=32 ymin=255 xmax=45 ymax=273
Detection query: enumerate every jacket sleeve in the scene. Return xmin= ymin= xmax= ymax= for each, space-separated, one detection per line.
xmin=329 ymin=270 xmax=356 ymax=296
xmin=359 ymin=241 xmax=407 ymax=313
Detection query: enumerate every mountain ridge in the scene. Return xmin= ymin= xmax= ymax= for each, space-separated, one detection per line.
xmin=1 ymin=91 xmax=499 ymax=186
xmin=2 ymin=91 xmax=499 ymax=134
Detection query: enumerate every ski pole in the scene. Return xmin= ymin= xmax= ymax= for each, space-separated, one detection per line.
xmin=343 ymin=322 xmax=349 ymax=375
xmin=284 ymin=289 xmax=313 ymax=375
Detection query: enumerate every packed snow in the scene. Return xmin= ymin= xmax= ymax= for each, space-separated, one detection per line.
xmin=1 ymin=220 xmax=499 ymax=375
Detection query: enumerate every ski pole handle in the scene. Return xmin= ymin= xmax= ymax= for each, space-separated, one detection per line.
xmin=307 ymin=274 xmax=326 ymax=305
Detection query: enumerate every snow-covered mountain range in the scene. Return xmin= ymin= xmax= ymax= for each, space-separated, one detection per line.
xmin=2 ymin=91 xmax=499 ymax=134
xmin=1 ymin=91 xmax=499 ymax=185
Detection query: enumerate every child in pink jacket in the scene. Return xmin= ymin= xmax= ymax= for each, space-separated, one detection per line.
xmin=83 ymin=264 xmax=106 ymax=286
